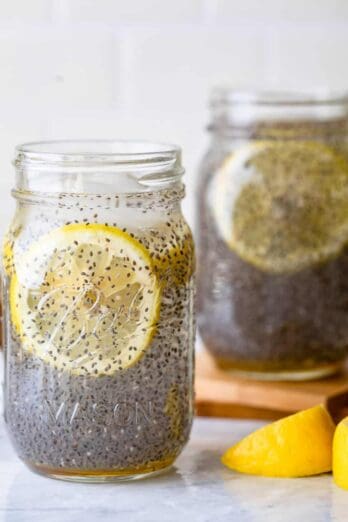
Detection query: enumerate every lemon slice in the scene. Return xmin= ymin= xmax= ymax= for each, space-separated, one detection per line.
xmin=10 ymin=223 xmax=161 ymax=376
xmin=222 ymin=405 xmax=335 ymax=477
xmin=211 ymin=141 xmax=348 ymax=273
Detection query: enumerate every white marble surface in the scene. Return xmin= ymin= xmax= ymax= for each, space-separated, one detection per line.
xmin=0 ymin=416 xmax=348 ymax=522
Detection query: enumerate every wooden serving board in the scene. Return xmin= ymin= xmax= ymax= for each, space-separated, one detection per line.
xmin=195 ymin=351 xmax=348 ymax=422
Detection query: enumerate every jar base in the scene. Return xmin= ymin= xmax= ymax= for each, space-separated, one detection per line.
xmin=214 ymin=358 xmax=343 ymax=381
xmin=25 ymin=456 xmax=175 ymax=483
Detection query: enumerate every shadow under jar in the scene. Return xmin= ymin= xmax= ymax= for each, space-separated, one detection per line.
xmin=197 ymin=89 xmax=348 ymax=380
xmin=2 ymin=140 xmax=195 ymax=481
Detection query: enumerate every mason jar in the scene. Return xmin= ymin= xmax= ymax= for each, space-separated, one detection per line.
xmin=197 ymin=89 xmax=348 ymax=380
xmin=2 ymin=140 xmax=195 ymax=481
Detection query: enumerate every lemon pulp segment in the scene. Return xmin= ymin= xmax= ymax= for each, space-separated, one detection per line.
xmin=147 ymin=225 xmax=195 ymax=286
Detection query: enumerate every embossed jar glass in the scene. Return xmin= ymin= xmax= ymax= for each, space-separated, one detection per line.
xmin=197 ymin=89 xmax=348 ymax=380
xmin=2 ymin=140 xmax=195 ymax=481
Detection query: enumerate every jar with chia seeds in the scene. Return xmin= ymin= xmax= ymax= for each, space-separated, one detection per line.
xmin=2 ymin=140 xmax=195 ymax=481
xmin=197 ymin=89 xmax=348 ymax=380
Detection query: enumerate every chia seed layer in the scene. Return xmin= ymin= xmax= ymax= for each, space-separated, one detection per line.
xmin=198 ymin=227 xmax=348 ymax=371
xmin=6 ymin=284 xmax=194 ymax=471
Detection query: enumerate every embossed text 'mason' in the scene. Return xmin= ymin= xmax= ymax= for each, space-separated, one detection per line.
xmin=43 ymin=399 xmax=154 ymax=427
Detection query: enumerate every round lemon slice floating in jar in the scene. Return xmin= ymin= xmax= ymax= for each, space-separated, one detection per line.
xmin=10 ymin=223 xmax=161 ymax=376
xmin=210 ymin=141 xmax=348 ymax=274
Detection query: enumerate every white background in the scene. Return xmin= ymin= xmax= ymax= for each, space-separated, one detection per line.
xmin=1 ymin=0 xmax=348 ymax=233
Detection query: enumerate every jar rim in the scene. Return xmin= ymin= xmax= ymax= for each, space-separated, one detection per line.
xmin=210 ymin=88 xmax=348 ymax=108
xmin=209 ymin=88 xmax=348 ymax=137
xmin=14 ymin=140 xmax=185 ymax=195
xmin=16 ymin=139 xmax=180 ymax=156
xmin=15 ymin=139 xmax=183 ymax=169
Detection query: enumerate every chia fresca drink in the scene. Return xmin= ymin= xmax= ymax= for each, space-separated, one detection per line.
xmin=3 ymin=141 xmax=195 ymax=481
xmin=197 ymin=89 xmax=348 ymax=380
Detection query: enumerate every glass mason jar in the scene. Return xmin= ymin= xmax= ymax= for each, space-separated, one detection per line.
xmin=2 ymin=140 xmax=195 ymax=481
xmin=197 ymin=89 xmax=348 ymax=380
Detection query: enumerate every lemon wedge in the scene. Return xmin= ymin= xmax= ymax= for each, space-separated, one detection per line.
xmin=10 ymin=223 xmax=161 ymax=376
xmin=333 ymin=417 xmax=348 ymax=490
xmin=211 ymin=141 xmax=348 ymax=274
xmin=221 ymin=405 xmax=335 ymax=477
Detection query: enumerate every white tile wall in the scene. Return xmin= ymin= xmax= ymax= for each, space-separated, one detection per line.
xmin=0 ymin=27 xmax=115 ymax=114
xmin=0 ymin=0 xmax=347 ymax=233
xmin=267 ymin=23 xmax=348 ymax=90
xmin=66 ymin=0 xmax=203 ymax=24
xmin=217 ymin=0 xmax=348 ymax=23
xmin=0 ymin=0 xmax=50 ymax=22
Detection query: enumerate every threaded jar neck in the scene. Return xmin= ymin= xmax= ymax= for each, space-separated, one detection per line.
xmin=208 ymin=89 xmax=348 ymax=140
xmin=14 ymin=140 xmax=185 ymax=197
